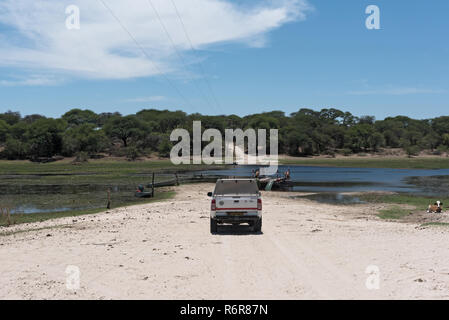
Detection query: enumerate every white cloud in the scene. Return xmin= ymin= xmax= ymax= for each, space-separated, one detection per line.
xmin=0 ymin=0 xmax=311 ymax=82
xmin=0 ymin=74 xmax=62 ymax=86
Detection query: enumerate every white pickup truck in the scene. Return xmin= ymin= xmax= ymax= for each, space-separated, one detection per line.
xmin=208 ymin=179 xmax=262 ymax=233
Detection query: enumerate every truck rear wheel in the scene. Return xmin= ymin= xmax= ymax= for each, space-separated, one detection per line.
xmin=210 ymin=218 xmax=218 ymax=234
xmin=253 ymin=218 xmax=262 ymax=232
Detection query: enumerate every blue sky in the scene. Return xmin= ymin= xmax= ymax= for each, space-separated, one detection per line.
xmin=0 ymin=0 xmax=448 ymax=120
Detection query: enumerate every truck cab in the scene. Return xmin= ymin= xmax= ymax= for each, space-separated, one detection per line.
xmin=208 ymin=179 xmax=262 ymax=233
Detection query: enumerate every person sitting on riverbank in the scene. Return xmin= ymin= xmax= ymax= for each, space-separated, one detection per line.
xmin=284 ymin=168 xmax=291 ymax=180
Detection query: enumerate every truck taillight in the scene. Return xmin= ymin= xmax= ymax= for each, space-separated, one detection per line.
xmin=211 ymin=199 xmax=216 ymax=211
xmin=257 ymin=198 xmax=262 ymax=210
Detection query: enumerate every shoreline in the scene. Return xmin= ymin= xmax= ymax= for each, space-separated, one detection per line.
xmin=279 ymin=155 xmax=449 ymax=170
xmin=0 ymin=189 xmax=176 ymax=228
xmin=2 ymin=156 xmax=449 ymax=228
xmin=2 ymin=184 xmax=448 ymax=235
xmin=1 ymin=183 xmax=449 ymax=299
xmin=2 ymin=153 xmax=449 ymax=170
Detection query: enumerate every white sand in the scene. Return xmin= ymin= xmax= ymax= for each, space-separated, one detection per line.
xmin=1 ymin=183 xmax=449 ymax=300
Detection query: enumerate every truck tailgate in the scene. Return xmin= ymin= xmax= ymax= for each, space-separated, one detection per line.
xmin=215 ymin=195 xmax=258 ymax=212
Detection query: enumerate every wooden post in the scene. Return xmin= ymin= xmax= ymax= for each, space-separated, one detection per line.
xmin=175 ymin=172 xmax=179 ymax=186
xmin=107 ymin=188 xmax=111 ymax=209
xmin=152 ymin=172 xmax=155 ymax=197
xmin=7 ymin=207 xmax=11 ymax=226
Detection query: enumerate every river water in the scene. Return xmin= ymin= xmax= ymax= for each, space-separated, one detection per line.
xmin=201 ymin=165 xmax=449 ymax=195
xmin=3 ymin=165 xmax=449 ymax=215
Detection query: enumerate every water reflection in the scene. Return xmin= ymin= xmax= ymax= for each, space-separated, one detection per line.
xmin=291 ymin=193 xmax=366 ymax=205
xmin=202 ymin=165 xmax=449 ymax=195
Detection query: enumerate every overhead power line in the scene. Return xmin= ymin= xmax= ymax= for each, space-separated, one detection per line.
xmin=168 ymin=0 xmax=223 ymax=114
xmin=146 ymin=0 xmax=221 ymax=114
xmin=98 ymin=0 xmax=196 ymax=112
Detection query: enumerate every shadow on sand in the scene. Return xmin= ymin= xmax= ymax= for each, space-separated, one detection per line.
xmin=213 ymin=224 xmax=263 ymax=236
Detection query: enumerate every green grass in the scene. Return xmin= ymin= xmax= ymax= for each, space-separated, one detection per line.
xmin=359 ymin=193 xmax=437 ymax=208
xmin=2 ymin=156 xmax=448 ymax=175
xmin=360 ymin=193 xmax=439 ymax=220
xmin=0 ymin=190 xmax=175 ymax=227
xmin=280 ymin=157 xmax=449 ymax=169
xmin=0 ymin=159 xmax=226 ymax=188
xmin=0 ymin=224 xmax=72 ymax=237
xmin=420 ymin=222 xmax=449 ymax=227
xmin=377 ymin=206 xmax=411 ymax=220
xmin=4 ymin=156 xmax=449 ymax=174
xmin=0 ymin=159 xmax=222 ymax=176
xmin=360 ymin=192 xmax=449 ymax=223
xmin=0 ymin=159 xmax=217 ymax=225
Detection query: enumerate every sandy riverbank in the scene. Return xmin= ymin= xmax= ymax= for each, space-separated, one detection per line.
xmin=1 ymin=183 xmax=449 ymax=299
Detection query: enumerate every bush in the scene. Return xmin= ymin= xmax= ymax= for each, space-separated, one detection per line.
xmin=437 ymin=145 xmax=449 ymax=154
xmin=0 ymin=120 xmax=10 ymax=143
xmin=62 ymin=124 xmax=107 ymax=156
xmin=158 ymin=138 xmax=172 ymax=158
xmin=405 ymin=145 xmax=420 ymax=157
xmin=73 ymin=151 xmax=89 ymax=163
xmin=3 ymin=138 xmax=29 ymax=159
xmin=126 ymin=146 xmax=140 ymax=161
xmin=325 ymin=150 xmax=336 ymax=158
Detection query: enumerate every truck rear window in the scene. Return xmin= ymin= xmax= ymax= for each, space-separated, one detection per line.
xmin=214 ymin=180 xmax=259 ymax=195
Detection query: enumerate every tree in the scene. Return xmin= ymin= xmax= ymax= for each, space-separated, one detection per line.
xmin=0 ymin=111 xmax=21 ymax=125
xmin=359 ymin=115 xmax=375 ymax=125
xmin=420 ymin=131 xmax=440 ymax=151
xmin=126 ymin=146 xmax=140 ymax=161
xmin=345 ymin=124 xmax=374 ymax=152
xmin=432 ymin=116 xmax=449 ymax=136
xmin=284 ymin=130 xmax=313 ymax=156
xmin=62 ymin=109 xmax=98 ymax=127
xmin=405 ymin=145 xmax=421 ymax=157
xmin=369 ymin=132 xmax=385 ymax=152
xmin=104 ymin=115 xmax=146 ymax=147
xmin=96 ymin=112 xmax=121 ymax=127
xmin=342 ymin=112 xmax=358 ymax=127
xmin=62 ymin=123 xmax=107 ymax=156
xmin=26 ymin=118 xmax=67 ymax=158
xmin=442 ymin=134 xmax=449 ymax=147
xmin=3 ymin=138 xmax=29 ymax=160
xmin=9 ymin=122 xmax=28 ymax=140
xmin=0 ymin=120 xmax=10 ymax=143
xmin=158 ymin=137 xmax=172 ymax=157
xmin=4 ymin=107 xmax=449 ymax=160
xmin=137 ymin=109 xmax=187 ymax=132
xmin=23 ymin=114 xmax=45 ymax=124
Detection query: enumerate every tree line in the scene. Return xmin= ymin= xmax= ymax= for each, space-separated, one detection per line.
xmin=1 ymin=108 xmax=449 ymax=161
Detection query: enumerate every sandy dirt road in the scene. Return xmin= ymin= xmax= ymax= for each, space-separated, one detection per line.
xmin=1 ymin=183 xmax=449 ymax=299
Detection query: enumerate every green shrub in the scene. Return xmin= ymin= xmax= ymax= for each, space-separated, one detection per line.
xmin=126 ymin=146 xmax=140 ymax=161
xmin=158 ymin=139 xmax=172 ymax=158
xmin=405 ymin=145 xmax=420 ymax=157
xmin=73 ymin=151 xmax=89 ymax=163
xmin=3 ymin=138 xmax=29 ymax=159
xmin=378 ymin=206 xmax=410 ymax=220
